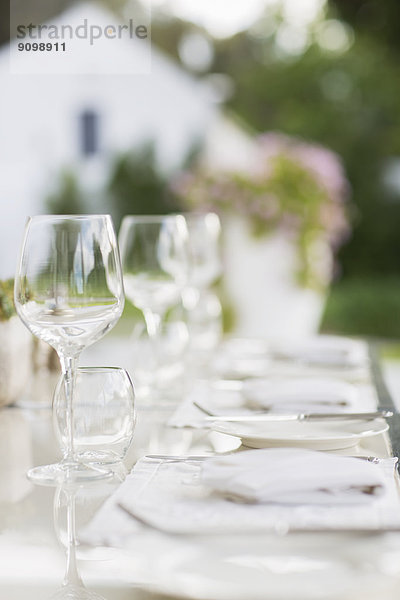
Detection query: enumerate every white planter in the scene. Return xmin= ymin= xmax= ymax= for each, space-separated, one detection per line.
xmin=222 ymin=217 xmax=330 ymax=341
xmin=0 ymin=316 xmax=32 ymax=407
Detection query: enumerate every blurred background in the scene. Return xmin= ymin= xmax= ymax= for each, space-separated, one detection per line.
xmin=1 ymin=0 xmax=400 ymax=342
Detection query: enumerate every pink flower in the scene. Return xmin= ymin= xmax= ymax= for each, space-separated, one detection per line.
xmin=258 ymin=132 xmax=349 ymax=204
xmin=170 ymin=130 xmax=351 ymax=254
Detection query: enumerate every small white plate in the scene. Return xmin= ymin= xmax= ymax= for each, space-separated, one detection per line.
xmin=211 ymin=419 xmax=388 ymax=451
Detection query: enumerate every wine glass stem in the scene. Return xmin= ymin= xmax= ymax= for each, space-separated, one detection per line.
xmin=64 ymin=489 xmax=83 ymax=588
xmin=142 ymin=309 xmax=164 ymax=381
xmin=142 ymin=309 xmax=162 ymax=339
xmin=59 ymin=354 xmax=79 ymax=465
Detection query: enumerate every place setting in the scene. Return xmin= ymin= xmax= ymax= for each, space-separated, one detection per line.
xmin=77 ymin=362 xmax=398 ymax=550
xmin=213 ymin=335 xmax=372 ymax=382
xmin=167 ymin=368 xmax=392 ymax=455
xmin=77 ymin=441 xmax=400 ymax=600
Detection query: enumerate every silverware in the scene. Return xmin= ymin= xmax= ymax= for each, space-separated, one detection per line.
xmin=351 ymin=456 xmax=381 ymax=463
xmin=193 ymin=402 xmax=392 ymax=422
xmin=145 ymin=454 xmax=382 ymax=463
xmin=203 ymin=411 xmax=392 ymax=423
xmin=145 ymin=453 xmax=382 ymax=464
xmin=145 ymin=454 xmax=213 ymax=462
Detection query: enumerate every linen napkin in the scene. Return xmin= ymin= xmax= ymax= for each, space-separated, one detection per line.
xmin=201 ymin=448 xmax=385 ymax=505
xmin=272 ymin=336 xmax=369 ymax=368
xmin=80 ymin=453 xmax=400 ymax=545
xmin=243 ymin=378 xmax=357 ymax=411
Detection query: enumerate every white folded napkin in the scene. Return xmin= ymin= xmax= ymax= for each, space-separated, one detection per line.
xmin=201 ymin=448 xmax=385 ymax=504
xmin=243 ymin=378 xmax=357 ymax=411
xmin=81 ymin=454 xmax=400 ymax=543
xmin=272 ymin=336 xmax=369 ymax=368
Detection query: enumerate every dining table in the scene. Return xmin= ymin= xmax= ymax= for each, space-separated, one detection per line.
xmin=1 ymin=334 xmax=400 ymax=600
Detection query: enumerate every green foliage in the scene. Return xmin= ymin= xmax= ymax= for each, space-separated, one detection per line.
xmin=151 ymin=3 xmax=400 ymax=282
xmin=329 ymin=0 xmax=400 ymax=56
xmin=321 ymin=278 xmax=400 ymax=339
xmin=46 ymin=170 xmax=87 ymax=215
xmin=214 ymin=32 xmax=400 ymax=279
xmin=107 ymin=142 xmax=180 ymax=231
xmin=0 ymin=279 xmax=15 ymax=321
xmin=150 ymin=14 xmax=191 ymax=63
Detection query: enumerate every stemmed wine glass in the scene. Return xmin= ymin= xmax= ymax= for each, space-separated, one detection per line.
xmin=118 ymin=215 xmax=188 ymax=391
xmin=50 ymin=482 xmax=108 ymax=600
xmin=183 ymin=212 xmax=222 ymax=301
xmin=182 ymin=213 xmax=223 ymax=356
xmin=14 ymin=215 xmax=125 ymax=484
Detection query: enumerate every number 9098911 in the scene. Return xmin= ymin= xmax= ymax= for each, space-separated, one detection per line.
xmin=18 ymin=42 xmax=66 ymax=52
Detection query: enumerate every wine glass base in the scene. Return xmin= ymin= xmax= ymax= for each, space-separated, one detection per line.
xmin=27 ymin=462 xmax=112 ymax=487
xmin=49 ymin=583 xmax=107 ymax=599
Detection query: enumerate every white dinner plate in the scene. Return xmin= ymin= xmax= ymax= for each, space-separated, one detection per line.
xmin=211 ymin=419 xmax=388 ymax=451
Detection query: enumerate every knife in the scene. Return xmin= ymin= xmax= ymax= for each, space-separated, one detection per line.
xmin=200 ymin=410 xmax=393 ymax=423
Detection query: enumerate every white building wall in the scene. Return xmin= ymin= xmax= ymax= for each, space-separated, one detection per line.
xmin=0 ymin=3 xmax=220 ymax=278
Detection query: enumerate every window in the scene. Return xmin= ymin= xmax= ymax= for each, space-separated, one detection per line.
xmin=80 ymin=109 xmax=99 ymax=156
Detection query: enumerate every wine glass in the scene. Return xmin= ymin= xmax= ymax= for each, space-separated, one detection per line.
xmin=128 ymin=316 xmax=189 ymax=396
xmin=118 ymin=215 xmax=188 ymax=392
xmin=50 ymin=482 xmax=109 ymax=600
xmin=182 ymin=213 xmax=223 ymax=356
xmin=53 ymin=367 xmax=135 ymax=478
xmin=184 ymin=212 xmax=222 ymax=298
xmin=14 ymin=215 xmax=125 ymax=484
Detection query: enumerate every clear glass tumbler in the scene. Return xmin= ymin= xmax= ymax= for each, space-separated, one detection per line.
xmin=53 ymin=367 xmax=135 ymax=467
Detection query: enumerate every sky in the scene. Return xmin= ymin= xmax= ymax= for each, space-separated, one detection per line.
xmin=150 ymin=0 xmax=274 ymax=38
xmin=149 ymin=0 xmax=326 ymax=38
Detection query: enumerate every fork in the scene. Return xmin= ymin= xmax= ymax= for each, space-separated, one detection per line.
xmin=193 ymin=401 xmax=393 ymax=422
